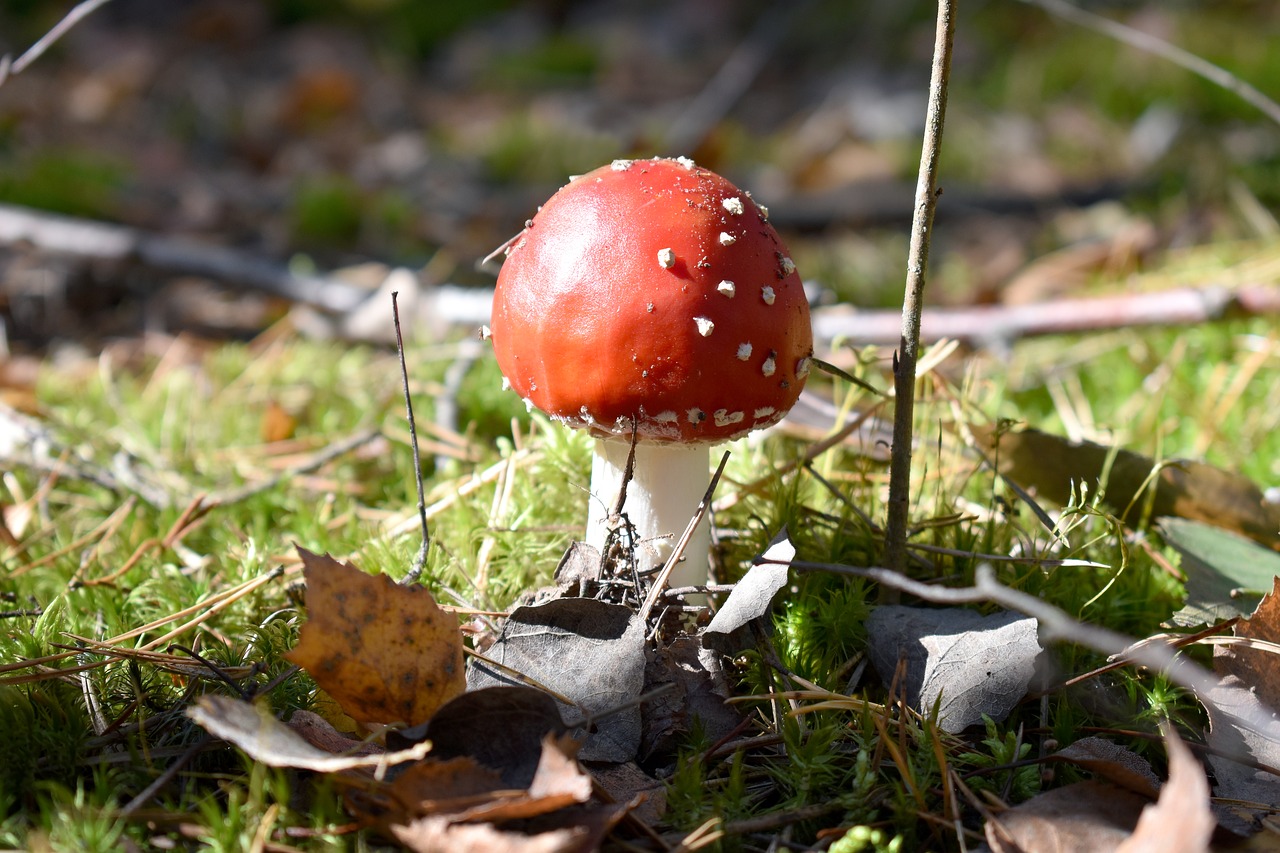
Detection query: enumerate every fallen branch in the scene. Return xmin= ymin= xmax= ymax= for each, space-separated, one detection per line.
xmin=0 ymin=202 xmax=363 ymax=313
xmin=0 ymin=203 xmax=490 ymax=327
xmin=813 ymin=284 xmax=1280 ymax=347
xmin=7 ymin=203 xmax=1277 ymax=348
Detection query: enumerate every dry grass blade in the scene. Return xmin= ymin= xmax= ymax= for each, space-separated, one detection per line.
xmin=74 ymin=494 xmax=210 ymax=587
xmin=8 ymin=496 xmax=137 ymax=579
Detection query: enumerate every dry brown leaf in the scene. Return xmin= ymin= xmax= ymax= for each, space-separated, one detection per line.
xmin=375 ymin=733 xmax=613 ymax=853
xmin=1205 ymin=582 xmax=1280 ymax=835
xmin=388 ymin=757 xmax=509 ymax=816
xmin=451 ymin=734 xmax=591 ymax=823
xmin=865 ymin=605 xmax=1042 ymax=733
xmin=388 ymin=733 xmax=590 ymax=823
xmin=986 ymin=780 xmax=1149 ymax=853
xmin=286 ymin=548 xmax=465 ymax=726
xmin=586 ymin=761 xmax=666 ymax=825
xmin=974 ymin=425 xmax=1280 ymax=551
xmin=1116 ymin=727 xmax=1214 ymax=853
xmin=1218 ymin=577 xmax=1280 ymax=710
xmin=1046 ymin=737 xmax=1161 ymax=798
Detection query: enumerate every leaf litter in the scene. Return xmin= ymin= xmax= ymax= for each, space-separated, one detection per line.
xmin=187 ymin=504 xmax=1280 ymax=850
xmin=171 ymin=361 xmax=1280 ymax=850
xmin=1202 ymin=576 xmax=1280 ymax=835
xmin=986 ymin=727 xmax=1214 ymax=853
xmin=466 ymin=598 xmax=646 ymax=762
xmin=190 ymin=545 xmax=676 ymax=850
xmin=865 ymin=605 xmax=1043 ymax=733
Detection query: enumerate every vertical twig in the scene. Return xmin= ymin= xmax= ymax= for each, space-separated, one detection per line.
xmin=392 ymin=292 xmax=431 ymax=583
xmin=883 ymin=0 xmax=957 ymax=574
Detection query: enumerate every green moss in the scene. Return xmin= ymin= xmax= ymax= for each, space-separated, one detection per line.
xmin=0 ymin=149 xmax=126 ymax=218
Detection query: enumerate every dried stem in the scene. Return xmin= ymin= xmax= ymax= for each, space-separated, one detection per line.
xmin=884 ymin=0 xmax=957 ymax=574
xmin=393 ymin=292 xmax=431 ymax=583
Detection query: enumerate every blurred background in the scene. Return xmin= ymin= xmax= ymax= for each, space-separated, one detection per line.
xmin=0 ymin=0 xmax=1277 ymax=349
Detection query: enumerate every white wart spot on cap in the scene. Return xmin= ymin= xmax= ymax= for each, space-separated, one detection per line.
xmin=753 ymin=406 xmax=776 ymax=420
xmin=717 ymin=280 xmax=736 ymax=298
xmin=736 ymin=342 xmax=752 ymax=361
xmin=722 ymin=197 xmax=745 ymax=215
xmin=611 ymin=159 xmax=634 ymax=171
xmin=796 ymin=357 xmax=811 ymax=379
xmin=694 ymin=317 xmax=715 ymax=337
xmin=761 ymin=354 xmax=777 ymax=377
xmin=658 ymin=248 xmax=676 ymax=268
xmin=713 ymin=409 xmax=745 ymax=427
xmin=779 ymin=256 xmax=797 ymax=276
xmin=675 ymin=156 xmax=696 ymax=170
xmin=756 ymin=202 xmax=770 ymax=221
xmin=761 ymin=286 xmax=776 ymax=305
xmin=654 ymin=410 xmax=678 ymax=424
xmin=686 ymin=407 xmax=705 ymax=424
xmin=718 ymin=232 xmax=736 ymax=246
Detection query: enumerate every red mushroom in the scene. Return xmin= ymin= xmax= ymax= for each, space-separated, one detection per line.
xmin=488 ymin=157 xmax=813 ymax=590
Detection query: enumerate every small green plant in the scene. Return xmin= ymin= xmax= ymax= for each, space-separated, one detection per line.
xmin=38 ymin=773 xmax=127 ymax=853
xmin=830 ymin=825 xmax=905 ymax=853
xmin=956 ymin=716 xmax=1041 ymax=803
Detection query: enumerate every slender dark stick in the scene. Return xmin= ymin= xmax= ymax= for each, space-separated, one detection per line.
xmin=883 ymin=0 xmax=957 ymax=574
xmin=392 ymin=292 xmax=431 ymax=583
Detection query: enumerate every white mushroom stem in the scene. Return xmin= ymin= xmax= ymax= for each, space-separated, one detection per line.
xmin=585 ymin=439 xmax=711 ymax=590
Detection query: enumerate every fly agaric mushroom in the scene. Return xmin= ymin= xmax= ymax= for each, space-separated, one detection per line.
xmin=488 ymin=157 xmax=813 ymax=590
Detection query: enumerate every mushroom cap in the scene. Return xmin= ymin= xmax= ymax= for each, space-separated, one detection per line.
xmin=490 ymin=157 xmax=813 ymax=443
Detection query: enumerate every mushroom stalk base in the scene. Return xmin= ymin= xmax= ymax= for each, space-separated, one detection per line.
xmin=586 ymin=440 xmax=711 ymax=591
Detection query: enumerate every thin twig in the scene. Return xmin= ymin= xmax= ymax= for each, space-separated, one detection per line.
xmin=1019 ymin=0 xmax=1280 ymax=128
xmin=639 ymin=451 xmax=731 ymax=623
xmin=790 ymin=559 xmax=1279 ymax=755
xmin=118 ymin=735 xmax=211 ymax=819
xmin=884 ymin=0 xmax=957 ymax=574
xmin=0 ymin=203 xmax=363 ymax=313
xmin=393 ymin=292 xmax=431 ymax=584
xmin=0 ymin=0 xmax=114 ymax=86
